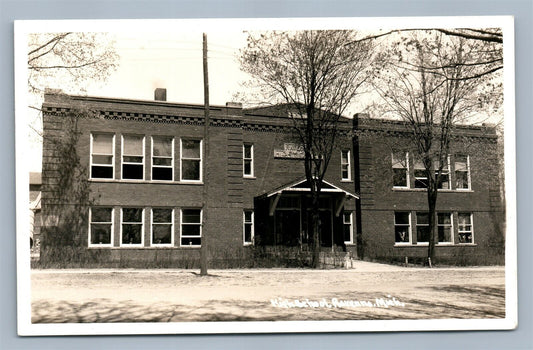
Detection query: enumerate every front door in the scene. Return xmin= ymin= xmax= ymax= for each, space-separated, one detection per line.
xmin=305 ymin=209 xmax=333 ymax=247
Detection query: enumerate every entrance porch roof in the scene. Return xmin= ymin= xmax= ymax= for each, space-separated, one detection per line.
xmin=262 ymin=177 xmax=359 ymax=199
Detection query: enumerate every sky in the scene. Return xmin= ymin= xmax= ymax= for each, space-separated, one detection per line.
xmin=86 ymin=31 xmax=250 ymax=105
xmin=20 ymin=18 xmax=508 ymax=172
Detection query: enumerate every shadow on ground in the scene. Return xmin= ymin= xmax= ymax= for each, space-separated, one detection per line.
xmin=32 ymin=283 xmax=505 ymax=323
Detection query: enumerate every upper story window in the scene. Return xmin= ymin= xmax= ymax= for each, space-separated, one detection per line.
xmin=394 ymin=212 xmax=411 ymax=244
xmin=435 ymin=157 xmax=451 ymax=190
xmin=89 ymin=207 xmax=113 ymax=246
xmin=455 ymin=155 xmax=471 ymax=190
xmin=341 ymin=150 xmax=351 ymax=181
xmin=392 ymin=151 xmax=409 ymax=187
xmin=152 ymin=136 xmax=174 ymax=181
xmin=243 ymin=210 xmax=254 ymax=245
xmin=414 ymin=161 xmax=428 ymax=189
xmin=90 ymin=133 xmax=114 ymax=179
xmin=180 ymin=139 xmax=202 ymax=182
xmin=121 ymin=208 xmax=144 ymax=246
xmin=243 ymin=144 xmax=254 ymax=177
xmin=122 ymin=135 xmax=144 ymax=180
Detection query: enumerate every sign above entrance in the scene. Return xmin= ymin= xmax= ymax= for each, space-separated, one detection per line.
xmin=274 ymin=143 xmax=305 ymax=159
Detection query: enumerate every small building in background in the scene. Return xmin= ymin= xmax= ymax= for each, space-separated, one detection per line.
xmin=29 ymin=172 xmax=42 ymax=250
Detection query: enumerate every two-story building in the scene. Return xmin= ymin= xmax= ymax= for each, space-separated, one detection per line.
xmin=38 ymin=90 xmax=504 ymax=267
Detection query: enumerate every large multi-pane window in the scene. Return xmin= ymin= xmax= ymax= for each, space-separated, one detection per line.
xmin=392 ymin=151 xmax=409 ymax=187
xmin=415 ymin=212 xmax=430 ymax=244
xmin=122 ymin=135 xmax=144 ymax=180
xmin=152 ymin=136 xmax=173 ymax=181
xmin=458 ymin=213 xmax=474 ymax=244
xmin=91 ymin=133 xmax=114 ymax=179
xmin=437 ymin=213 xmax=453 ymax=244
xmin=243 ymin=144 xmax=254 ymax=177
xmin=121 ymin=208 xmax=143 ymax=246
xmin=151 ymin=208 xmax=173 ymax=245
xmin=89 ymin=207 xmax=113 ymax=246
xmin=435 ymin=158 xmax=451 ymax=190
xmin=343 ymin=211 xmax=354 ymax=244
xmin=180 ymin=209 xmax=202 ymax=246
xmin=394 ymin=212 xmax=411 ymax=244
xmin=243 ymin=210 xmax=254 ymax=245
xmin=455 ymin=155 xmax=471 ymax=190
xmin=341 ymin=150 xmax=351 ymax=181
xmin=180 ymin=139 xmax=202 ymax=181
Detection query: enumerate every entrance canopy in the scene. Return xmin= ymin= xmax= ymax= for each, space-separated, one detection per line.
xmin=262 ymin=177 xmax=359 ymax=199
xmin=259 ymin=177 xmax=358 ymax=218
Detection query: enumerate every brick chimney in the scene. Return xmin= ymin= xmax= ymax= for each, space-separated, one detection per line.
xmin=154 ymin=88 xmax=167 ymax=101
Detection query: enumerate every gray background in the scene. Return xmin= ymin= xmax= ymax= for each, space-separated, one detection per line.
xmin=1 ymin=0 xmax=531 ymax=349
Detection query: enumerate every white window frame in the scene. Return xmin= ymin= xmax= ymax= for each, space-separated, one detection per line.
xmin=243 ymin=144 xmax=254 ymax=178
xmin=120 ymin=208 xmax=144 ymax=247
xmin=458 ymin=212 xmax=474 ymax=244
xmin=455 ymin=155 xmax=472 ymax=191
xmin=180 ymin=139 xmax=203 ymax=183
xmin=394 ymin=212 xmax=412 ymax=245
xmin=415 ymin=212 xmax=429 ymax=245
xmin=414 ymin=160 xmax=428 ymax=189
xmin=88 ymin=207 xmax=114 ymax=247
xmin=150 ymin=208 xmax=174 ymax=247
xmin=343 ymin=211 xmax=354 ymax=244
xmin=341 ymin=150 xmax=351 ymax=181
xmin=392 ymin=151 xmax=409 ymax=188
xmin=436 ymin=156 xmax=451 ymax=190
xmin=121 ymin=135 xmax=145 ymax=180
xmin=90 ymin=133 xmax=115 ymax=179
xmin=437 ymin=212 xmax=454 ymax=245
xmin=151 ymin=136 xmax=174 ymax=181
xmin=243 ymin=210 xmax=254 ymax=245
xmin=180 ymin=208 xmax=202 ymax=247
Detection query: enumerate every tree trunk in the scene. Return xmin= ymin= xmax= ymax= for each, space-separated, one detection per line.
xmin=310 ymin=193 xmax=321 ymax=268
xmin=427 ymin=184 xmax=438 ymax=266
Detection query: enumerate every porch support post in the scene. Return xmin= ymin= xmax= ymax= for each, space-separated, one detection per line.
xmin=269 ymin=193 xmax=281 ymax=216
xmin=335 ymin=195 xmax=347 ymax=217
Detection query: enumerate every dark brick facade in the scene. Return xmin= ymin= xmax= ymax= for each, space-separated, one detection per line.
xmin=39 ymin=92 xmax=504 ymax=267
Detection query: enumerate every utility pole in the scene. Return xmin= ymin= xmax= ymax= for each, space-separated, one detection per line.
xmin=200 ymin=33 xmax=209 ymax=276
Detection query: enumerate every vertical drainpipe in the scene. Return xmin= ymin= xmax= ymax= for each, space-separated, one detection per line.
xmin=353 ymin=114 xmax=363 ymax=260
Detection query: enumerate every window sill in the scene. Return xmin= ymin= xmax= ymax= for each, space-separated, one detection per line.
xmin=394 ymin=243 xmax=478 ymax=247
xmin=243 ymin=176 xmax=256 ymax=180
xmin=391 ymin=188 xmax=474 ymax=193
xmin=341 ymin=179 xmax=353 ymax=183
xmin=89 ymin=179 xmax=204 ymax=185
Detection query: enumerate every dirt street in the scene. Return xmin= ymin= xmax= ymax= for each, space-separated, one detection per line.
xmin=31 ymin=262 xmax=505 ymax=323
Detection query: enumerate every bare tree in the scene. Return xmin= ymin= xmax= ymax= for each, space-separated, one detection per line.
xmin=240 ymin=30 xmax=374 ymax=267
xmin=372 ymin=30 xmax=503 ymax=265
xmin=27 ymin=32 xmax=118 ymax=137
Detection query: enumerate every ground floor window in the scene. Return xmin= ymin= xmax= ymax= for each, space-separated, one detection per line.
xmin=394 ymin=212 xmax=411 ymax=244
xmin=181 ymin=209 xmax=202 ymax=247
xmin=458 ymin=213 xmax=474 ymax=244
xmin=151 ymin=208 xmax=173 ymax=245
xmin=121 ymin=208 xmax=144 ymax=246
xmin=89 ymin=207 xmax=113 ymax=246
xmin=415 ymin=212 xmax=430 ymax=244
xmin=243 ymin=210 xmax=254 ymax=245
xmin=437 ymin=213 xmax=453 ymax=244
xmin=343 ymin=211 xmax=353 ymax=244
